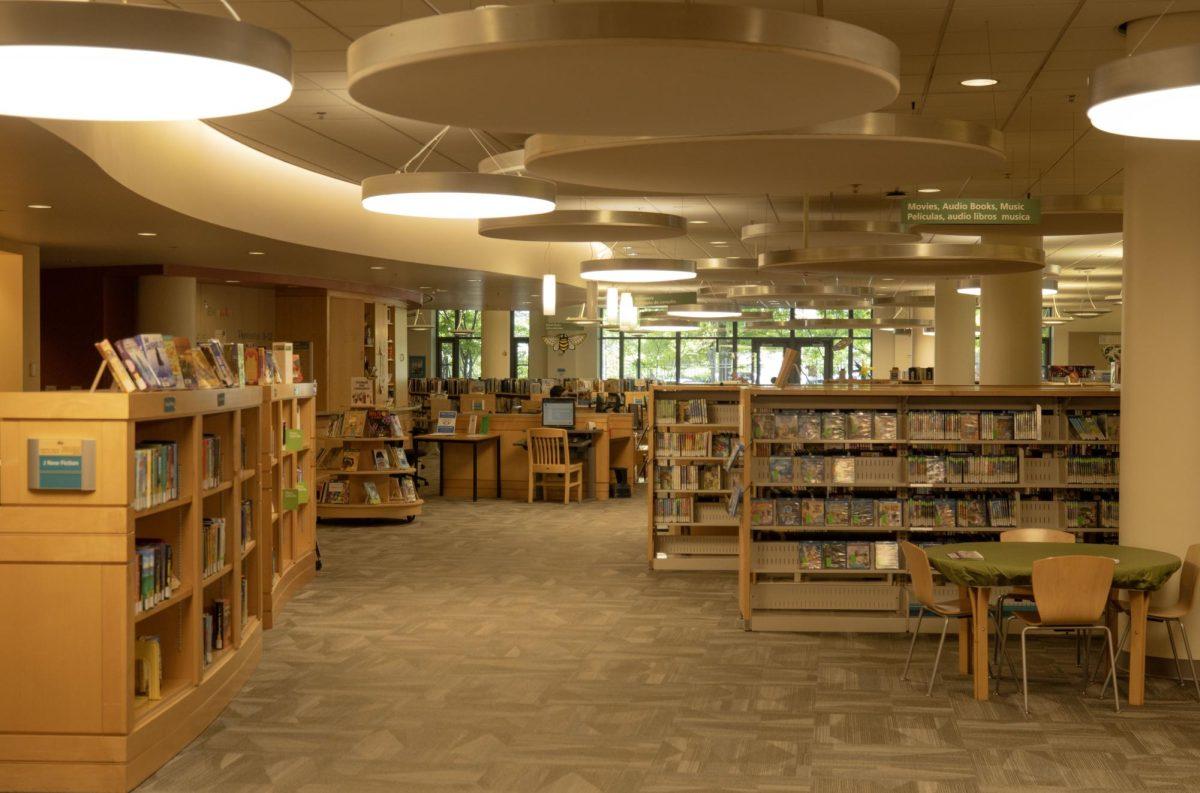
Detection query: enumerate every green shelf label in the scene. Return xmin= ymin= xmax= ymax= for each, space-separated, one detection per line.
xmin=901 ymin=198 xmax=1040 ymax=226
xmin=284 ymin=428 xmax=304 ymax=452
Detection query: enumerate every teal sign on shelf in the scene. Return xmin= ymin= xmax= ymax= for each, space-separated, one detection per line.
xmin=27 ymin=438 xmax=96 ymax=491
xmin=901 ymin=198 xmax=1040 ymax=226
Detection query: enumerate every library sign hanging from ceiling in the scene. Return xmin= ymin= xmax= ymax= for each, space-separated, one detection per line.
xmin=901 ymin=198 xmax=1040 ymax=225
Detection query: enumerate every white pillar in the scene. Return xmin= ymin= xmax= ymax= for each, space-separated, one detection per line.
xmin=912 ymin=307 xmax=934 ymax=369
xmin=481 ymin=309 xmax=509 ymax=379
xmin=979 ymin=231 xmax=1043 ymax=385
xmin=870 ymin=310 xmax=895 ymax=380
xmin=527 ymin=310 xmax=547 ymax=379
xmin=1120 ymin=10 xmax=1200 ymax=662
xmin=138 ymin=275 xmax=196 ymax=340
xmin=934 ymin=278 xmax=976 ymax=384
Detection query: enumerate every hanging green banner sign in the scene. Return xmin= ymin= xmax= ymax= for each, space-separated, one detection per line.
xmin=901 ymin=198 xmax=1041 ymax=225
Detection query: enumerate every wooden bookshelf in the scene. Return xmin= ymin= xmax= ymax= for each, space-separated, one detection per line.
xmin=737 ymin=385 xmax=1121 ymax=633
xmin=647 ymin=385 xmax=745 ymax=572
xmin=0 ymin=386 xmax=278 ymax=792
xmin=315 ymin=405 xmax=423 ymax=523
xmin=261 ymin=382 xmax=319 ymax=630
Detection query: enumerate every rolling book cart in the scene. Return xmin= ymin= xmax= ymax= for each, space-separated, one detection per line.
xmin=738 ymin=385 xmax=1120 ymax=633
xmin=315 ymin=405 xmax=423 ymax=523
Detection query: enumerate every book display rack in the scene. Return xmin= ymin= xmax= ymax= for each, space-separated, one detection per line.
xmin=647 ymin=385 xmax=746 ymax=571
xmin=0 ymin=386 xmax=299 ymax=792
xmin=315 ymin=405 xmax=423 ymax=522
xmin=738 ymin=385 xmax=1120 ymax=633
xmin=261 ymin=382 xmax=319 ymax=630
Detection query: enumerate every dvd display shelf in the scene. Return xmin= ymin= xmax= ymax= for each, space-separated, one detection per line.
xmin=261 ymin=382 xmax=318 ymax=630
xmin=315 ymin=405 xmax=423 ymax=523
xmin=0 ymin=387 xmax=268 ymax=792
xmin=737 ymin=385 xmax=1121 ymax=633
xmin=647 ymin=385 xmax=746 ymax=571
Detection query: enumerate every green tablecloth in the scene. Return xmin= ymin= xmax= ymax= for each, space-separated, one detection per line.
xmin=927 ymin=542 xmax=1180 ymax=591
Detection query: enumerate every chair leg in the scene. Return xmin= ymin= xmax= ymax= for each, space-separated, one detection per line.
xmin=1021 ymin=628 xmax=1031 ymax=716
xmin=902 ymin=607 xmax=925 ymax=681
xmin=1166 ymin=619 xmax=1185 ymax=687
xmin=1100 ymin=621 xmax=1131 ymax=698
xmin=527 ymin=472 xmax=534 ymax=504
xmin=1102 ymin=626 xmax=1121 ymax=712
xmin=993 ymin=594 xmax=1008 ymax=668
xmin=1082 ymin=629 xmax=1092 ymax=691
xmin=562 ymin=473 xmax=569 ymax=504
xmin=1175 ymin=618 xmax=1200 ymax=701
xmin=928 ymin=617 xmax=950 ymax=697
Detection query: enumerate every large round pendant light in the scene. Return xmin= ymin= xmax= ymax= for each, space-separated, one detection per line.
xmin=741 ymin=220 xmax=920 ymax=250
xmin=361 ymin=172 xmax=556 ymax=219
xmin=478 ymin=210 xmax=686 ymax=242
xmin=665 ymin=302 xmax=744 ymax=319
xmin=726 ymin=284 xmax=874 ymax=309
xmin=347 ymin=2 xmax=899 ymax=136
xmin=1088 ymin=43 xmax=1200 ymax=140
xmin=0 ymin=1 xmax=292 ymax=121
xmin=580 ymin=258 xmax=696 ymax=284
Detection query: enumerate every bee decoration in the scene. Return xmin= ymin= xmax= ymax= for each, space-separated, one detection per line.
xmin=544 ymin=332 xmax=587 ymax=355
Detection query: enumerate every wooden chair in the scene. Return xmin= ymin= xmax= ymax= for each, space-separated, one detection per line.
xmin=1100 ymin=543 xmax=1200 ymax=701
xmin=526 ymin=428 xmax=583 ymax=504
xmin=994 ymin=528 xmax=1078 ymax=669
xmin=900 ymin=542 xmax=973 ymax=696
xmin=999 ymin=555 xmax=1120 ymax=715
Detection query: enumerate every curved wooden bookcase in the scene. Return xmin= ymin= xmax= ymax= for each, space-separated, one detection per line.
xmin=0 ymin=385 xmax=316 ymax=792
xmin=315 ymin=407 xmax=423 ymax=523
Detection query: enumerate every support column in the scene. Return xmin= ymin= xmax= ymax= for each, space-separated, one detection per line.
xmin=934 ymin=279 xmax=976 ymax=384
xmin=870 ymin=309 xmax=895 ymax=380
xmin=527 ymin=310 xmax=547 ymax=379
xmin=912 ymin=307 xmax=934 ymax=369
xmin=1121 ymin=10 xmax=1200 ymax=663
xmin=481 ymin=310 xmax=510 ymax=379
xmin=0 ymin=243 xmax=39 ymax=391
xmin=137 ymin=275 xmax=196 ymax=340
xmin=979 ymin=231 xmax=1043 ymax=385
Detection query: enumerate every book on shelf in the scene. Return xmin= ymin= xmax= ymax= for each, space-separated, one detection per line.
xmin=133 ymin=440 xmax=179 ymax=510
xmin=847 ymin=542 xmax=872 ymax=569
xmin=722 ymin=438 xmax=744 ymax=471
xmin=350 ymin=377 xmax=374 ymax=406
xmin=362 ymin=481 xmax=383 ymax=505
xmin=373 ymin=448 xmax=390 ymax=470
xmin=821 ymin=412 xmax=846 ymax=440
xmin=240 ymin=499 xmax=253 ymax=548
xmin=769 ymin=456 xmax=794 ymax=483
xmin=850 ymin=498 xmax=875 ymax=527
xmin=847 ymin=411 xmax=873 ymax=440
xmin=799 ymin=541 xmax=823 ymax=570
xmin=728 ymin=484 xmax=743 ymax=517
xmin=134 ymin=540 xmax=175 ymax=614
xmin=822 ymin=541 xmax=848 ymax=569
xmin=798 ymin=456 xmax=824 ymax=484
xmin=775 ymin=410 xmax=799 ymax=439
xmin=797 ymin=411 xmax=821 ymax=441
xmin=95 ymin=339 xmax=139 ymax=392
xmin=801 ymin=498 xmax=825 ymax=526
xmin=831 ymin=457 xmax=855 ymax=485
xmin=389 ymin=446 xmax=409 ymax=469
xmin=751 ymin=411 xmax=775 ymax=439
xmin=343 ymin=410 xmax=367 ymax=437
xmin=134 ymin=635 xmax=163 ymax=703
xmin=654 ymin=495 xmax=693 ymax=523
xmin=202 ymin=518 xmax=228 ymax=576
xmin=825 ymin=498 xmax=849 ymax=526
xmin=201 ymin=434 xmax=222 ymax=489
xmin=877 ymin=499 xmax=903 ymax=527
xmin=241 ymin=578 xmax=249 ymax=625
xmin=751 ymin=498 xmax=775 ymax=526
xmin=436 ymin=410 xmax=457 ymax=434
xmin=318 ymin=478 xmax=351 ymax=504
xmin=873 ymin=541 xmax=900 ymax=570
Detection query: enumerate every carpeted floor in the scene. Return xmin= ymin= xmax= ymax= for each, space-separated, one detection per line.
xmin=138 ymin=493 xmax=1200 ymax=792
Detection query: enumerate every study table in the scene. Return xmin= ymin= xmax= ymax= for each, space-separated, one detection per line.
xmin=928 ymin=541 xmax=1181 ymax=706
xmin=412 ymin=432 xmax=501 ymax=501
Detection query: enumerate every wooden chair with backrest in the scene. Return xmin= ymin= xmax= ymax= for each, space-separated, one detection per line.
xmin=993 ymin=528 xmax=1078 ymax=668
xmin=1099 ymin=543 xmax=1200 ymax=701
xmin=1000 ymin=555 xmax=1120 ymax=715
xmin=900 ymin=542 xmax=972 ymax=696
xmin=526 ymin=428 xmax=583 ymax=504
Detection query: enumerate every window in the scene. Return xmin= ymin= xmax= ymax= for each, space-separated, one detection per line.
xmin=435 ymin=310 xmax=482 ymax=379
xmin=511 ymin=310 xmax=530 ymax=379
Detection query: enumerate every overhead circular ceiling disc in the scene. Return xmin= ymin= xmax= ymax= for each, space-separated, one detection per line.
xmin=525 ymin=113 xmax=1004 ymax=194
xmin=908 ymin=195 xmax=1123 ymax=236
xmin=871 ymin=293 xmax=935 ymax=308
xmin=477 ymin=149 xmax=682 ymax=197
xmin=693 ymin=257 xmax=760 ymax=282
xmin=347 ymin=2 xmax=899 ymax=136
xmin=741 ymin=219 xmax=921 ymax=249
xmin=726 ymin=283 xmax=874 ymax=309
xmin=744 ymin=317 xmax=933 ymax=330
xmin=478 ymin=210 xmax=686 ymax=242
xmin=759 ymin=243 xmax=1044 ymax=277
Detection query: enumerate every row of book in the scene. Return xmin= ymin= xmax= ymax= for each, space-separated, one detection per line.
xmin=409 ymin=377 xmax=649 ymax=397
xmin=134 ymin=539 xmax=175 ymax=614
xmin=134 ymin=635 xmax=163 ymax=703
xmin=907 ymin=498 xmax=1017 ymax=528
xmin=907 ymin=455 xmax=1019 ymax=484
xmin=760 ymin=455 xmax=893 ymax=486
xmin=752 ymin=410 xmax=898 ymax=442
xmin=202 ymin=518 xmax=227 ymax=578
xmin=1065 ymin=457 xmax=1120 ymax=483
xmin=1068 ymin=413 xmax=1119 ymax=441
xmin=96 ymin=335 xmax=291 ymax=393
xmin=751 ymin=497 xmax=904 ymax=528
xmin=317 ymin=476 xmax=418 ymax=504
xmin=201 ymin=434 xmax=223 ymax=490
xmin=794 ymin=540 xmax=900 ymax=571
xmin=202 ymin=599 xmax=233 ymax=667
xmin=907 ymin=409 xmax=1041 ymax=441
xmin=654 ymin=463 xmax=729 ymax=492
xmin=324 ymin=409 xmax=405 ymax=439
xmin=317 ymin=445 xmax=411 ymax=472
xmin=656 ymin=398 xmax=739 ymax=425
xmin=133 ymin=441 xmax=179 ymax=511
xmin=653 ymin=496 xmax=694 ymax=524
xmin=240 ymin=499 xmax=253 ymax=549
xmin=1066 ymin=499 xmax=1120 ymax=528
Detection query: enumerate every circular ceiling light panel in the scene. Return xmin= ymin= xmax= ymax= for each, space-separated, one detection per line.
xmin=743 ymin=317 xmax=933 ymax=331
xmin=694 ymin=257 xmax=760 ymax=283
xmin=478 ymin=209 xmax=686 ymax=242
xmin=726 ymin=284 xmax=874 ymax=309
xmin=0 ymin=1 xmax=292 ymax=121
xmin=1066 ymin=308 xmax=1113 ymax=319
xmin=741 ymin=219 xmax=921 ymax=249
xmin=361 ymin=172 xmax=556 ymax=219
xmin=665 ymin=302 xmax=745 ymax=319
xmin=871 ymin=293 xmax=935 ymax=308
xmin=1088 ymin=42 xmax=1200 ymax=140
xmin=909 ymin=195 xmax=1122 ymax=236
xmin=759 ymin=243 xmax=1044 ymax=277
xmin=347 ymin=2 xmax=899 ymax=136
xmin=525 ymin=113 xmax=1004 ymax=195
xmin=580 ymin=258 xmax=696 ymax=283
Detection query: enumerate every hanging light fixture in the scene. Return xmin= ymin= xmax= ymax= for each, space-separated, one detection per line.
xmin=362 ymin=126 xmax=556 ymax=219
xmin=580 ymin=257 xmax=697 ymax=284
xmin=542 ymin=274 xmax=557 ymax=316
xmin=566 ymin=282 xmax=604 ymax=325
xmin=618 ymin=292 xmax=638 ymax=330
xmin=0 ymin=1 xmax=293 ymax=121
xmin=1042 ymin=296 xmax=1074 ymax=326
xmin=1042 ymin=276 xmax=1059 ymax=296
xmin=666 ymin=301 xmax=744 ymax=319
xmin=1088 ymin=43 xmax=1200 ymax=140
xmin=956 ymin=278 xmax=982 ymax=296
xmin=605 ymin=287 xmax=619 ymax=321
xmin=407 ymin=309 xmax=433 ymax=331
xmin=638 ymin=316 xmax=702 ymax=333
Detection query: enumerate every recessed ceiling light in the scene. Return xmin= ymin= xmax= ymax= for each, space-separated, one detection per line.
xmin=689 ymin=219 xmax=708 ymax=225
xmin=225 ymin=279 xmax=240 ymax=284
xmin=248 ymin=250 xmax=265 ymax=255
xmin=27 ymin=203 xmax=51 ymax=209
xmin=137 ymin=231 xmax=157 ymax=237
xmin=531 ymin=293 xmax=540 ymax=298
xmin=961 ymin=78 xmax=998 ymax=87
xmin=369 ymin=265 xmax=385 ymax=270
xmin=917 ymin=187 xmax=941 ymax=194
xmin=711 ymin=241 xmax=729 ymax=246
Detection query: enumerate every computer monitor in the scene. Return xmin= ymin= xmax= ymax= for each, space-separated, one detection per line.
xmin=541 ymin=397 xmax=576 ymax=429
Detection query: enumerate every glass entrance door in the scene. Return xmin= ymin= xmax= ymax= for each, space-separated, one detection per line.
xmin=752 ymin=339 xmax=834 ymax=385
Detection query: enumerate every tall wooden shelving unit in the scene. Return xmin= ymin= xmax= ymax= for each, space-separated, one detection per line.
xmin=315 ymin=405 xmax=423 ymax=522
xmin=261 ymin=382 xmax=318 ymax=630
xmin=738 ymin=385 xmax=1120 ymax=633
xmin=0 ymin=387 xmax=276 ymax=792
xmin=647 ymin=385 xmax=745 ymax=571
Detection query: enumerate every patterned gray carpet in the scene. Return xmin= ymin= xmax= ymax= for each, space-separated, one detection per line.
xmin=138 ymin=493 xmax=1200 ymax=792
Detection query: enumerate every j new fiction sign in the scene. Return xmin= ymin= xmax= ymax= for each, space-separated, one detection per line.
xmin=901 ymin=198 xmax=1040 ymax=225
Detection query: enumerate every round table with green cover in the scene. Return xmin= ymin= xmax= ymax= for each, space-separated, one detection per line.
xmin=924 ymin=541 xmax=1181 ymax=706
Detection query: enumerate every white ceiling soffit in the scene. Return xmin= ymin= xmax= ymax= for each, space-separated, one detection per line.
xmin=909 ymin=195 xmax=1123 ymax=236
xmin=346 ymin=2 xmax=900 ymax=136
xmin=37 ymin=119 xmax=587 ymax=286
xmin=524 ymin=113 xmax=1005 ymax=195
